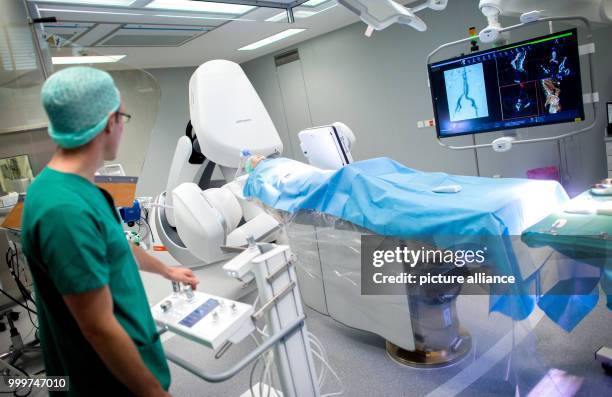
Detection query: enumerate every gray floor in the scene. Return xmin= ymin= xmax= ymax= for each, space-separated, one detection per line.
xmin=160 ymin=291 xmax=611 ymax=397
xmin=0 ymin=261 xmax=610 ymax=397
xmin=145 ymin=261 xmax=612 ymax=397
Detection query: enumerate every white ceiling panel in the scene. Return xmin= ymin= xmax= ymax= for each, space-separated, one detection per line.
xmin=28 ymin=0 xmax=360 ymax=68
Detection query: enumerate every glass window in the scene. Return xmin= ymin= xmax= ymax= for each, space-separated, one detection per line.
xmin=0 ymin=154 xmax=34 ymax=194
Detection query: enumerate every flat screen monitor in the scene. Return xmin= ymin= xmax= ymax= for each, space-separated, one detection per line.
xmin=428 ymin=28 xmax=584 ymax=138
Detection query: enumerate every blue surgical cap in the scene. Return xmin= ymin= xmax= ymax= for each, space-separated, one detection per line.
xmin=41 ymin=66 xmax=121 ymax=149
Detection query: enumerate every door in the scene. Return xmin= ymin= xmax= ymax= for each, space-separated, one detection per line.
xmin=275 ymin=50 xmax=312 ymax=163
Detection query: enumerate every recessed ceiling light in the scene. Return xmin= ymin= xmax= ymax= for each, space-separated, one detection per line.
xmin=146 ymin=0 xmax=254 ymax=15
xmin=52 ymin=55 xmax=126 ymax=64
xmin=35 ymin=0 xmax=136 ymax=5
xmin=38 ymin=8 xmax=143 ymax=16
xmin=238 ymin=29 xmax=306 ymax=51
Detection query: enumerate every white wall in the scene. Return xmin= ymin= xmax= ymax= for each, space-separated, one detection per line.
xmin=241 ymin=0 xmax=610 ymax=196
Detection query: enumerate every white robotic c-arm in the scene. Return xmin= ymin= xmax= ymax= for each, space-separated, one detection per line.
xmin=150 ymin=61 xmax=328 ymax=397
xmin=154 ymin=60 xmax=284 ymax=267
xmin=156 ymin=60 xmax=358 ymax=267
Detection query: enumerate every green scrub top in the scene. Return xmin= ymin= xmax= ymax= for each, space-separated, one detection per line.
xmin=21 ymin=167 xmax=170 ymax=396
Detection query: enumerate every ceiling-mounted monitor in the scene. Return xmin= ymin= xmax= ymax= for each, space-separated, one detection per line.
xmin=428 ymin=28 xmax=584 ymax=138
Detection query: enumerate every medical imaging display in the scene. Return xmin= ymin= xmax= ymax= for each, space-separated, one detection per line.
xmin=428 ymin=28 xmax=584 ymax=138
xmin=444 ymin=63 xmax=489 ymax=122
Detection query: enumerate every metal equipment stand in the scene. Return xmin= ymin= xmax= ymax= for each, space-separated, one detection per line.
xmin=161 ymin=244 xmax=321 ymax=397
xmin=0 ymin=309 xmax=39 ymax=372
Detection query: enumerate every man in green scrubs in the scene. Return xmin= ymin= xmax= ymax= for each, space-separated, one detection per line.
xmin=21 ymin=67 xmax=199 ymax=396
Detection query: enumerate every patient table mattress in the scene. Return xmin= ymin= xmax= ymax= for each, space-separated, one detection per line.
xmin=244 ymin=157 xmax=569 ymax=237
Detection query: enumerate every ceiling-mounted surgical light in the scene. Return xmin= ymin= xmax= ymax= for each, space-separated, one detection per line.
xmin=238 ymin=29 xmax=306 ymax=51
xmin=337 ymin=0 xmax=447 ymax=33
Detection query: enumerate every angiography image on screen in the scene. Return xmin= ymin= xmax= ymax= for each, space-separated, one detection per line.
xmin=501 ymin=81 xmax=538 ymax=119
xmin=428 ymin=28 xmax=584 ymax=138
xmin=542 ymin=79 xmax=561 ymax=114
xmin=444 ymin=63 xmax=489 ymax=122
xmin=509 ymin=48 xmax=528 ymax=84
xmin=540 ymin=46 xmax=572 ymax=81
xmin=497 ymin=36 xmax=578 ymax=118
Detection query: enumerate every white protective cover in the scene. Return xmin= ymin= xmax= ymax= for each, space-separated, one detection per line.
xmin=189 ymin=60 xmax=283 ymax=168
xmin=172 ymin=183 xmax=242 ymax=264
xmin=165 ymin=135 xmax=202 ymax=227
xmin=226 ymin=213 xmax=280 ymax=247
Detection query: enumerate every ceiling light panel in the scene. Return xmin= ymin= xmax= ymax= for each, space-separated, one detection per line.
xmin=238 ymin=28 xmax=305 ymax=51
xmin=52 ymin=55 xmax=126 ymax=64
xmin=34 ymin=0 xmax=136 ymax=6
xmin=145 ymin=0 xmax=255 ymax=15
xmin=38 ymin=8 xmax=144 ymax=16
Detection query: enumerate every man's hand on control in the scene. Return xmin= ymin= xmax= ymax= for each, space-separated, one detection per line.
xmin=164 ymin=267 xmax=199 ymax=291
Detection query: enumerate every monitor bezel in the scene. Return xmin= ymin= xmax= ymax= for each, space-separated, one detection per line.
xmin=428 ymin=27 xmax=585 ymax=139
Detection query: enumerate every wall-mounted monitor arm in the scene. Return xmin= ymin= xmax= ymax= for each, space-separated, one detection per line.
xmin=427 ymin=15 xmax=597 ymax=152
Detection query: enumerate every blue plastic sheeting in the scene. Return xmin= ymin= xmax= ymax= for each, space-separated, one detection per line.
xmin=537 ymin=287 xmax=600 ymax=332
xmin=244 ymin=157 xmax=569 ymax=238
